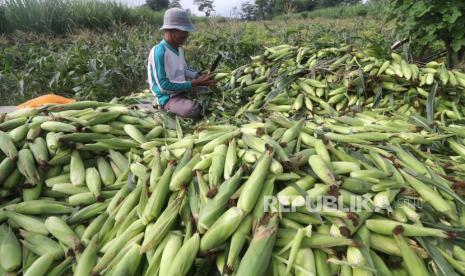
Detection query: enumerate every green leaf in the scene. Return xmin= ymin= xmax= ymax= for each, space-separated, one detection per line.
xmin=372 ymin=86 xmax=383 ymax=109
xmin=410 ymin=1 xmax=431 ymax=18
xmin=443 ymin=9 xmax=462 ymax=24
xmin=452 ymin=38 xmax=465 ymax=53
xmin=416 ymin=237 xmax=460 ymax=276
xmin=426 ymin=82 xmax=438 ymax=125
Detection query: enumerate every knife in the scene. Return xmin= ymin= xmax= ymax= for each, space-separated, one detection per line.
xmin=208 ymin=53 xmax=223 ymax=74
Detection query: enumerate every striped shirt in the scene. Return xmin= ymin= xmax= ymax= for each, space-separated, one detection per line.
xmin=147 ymin=40 xmax=199 ymax=106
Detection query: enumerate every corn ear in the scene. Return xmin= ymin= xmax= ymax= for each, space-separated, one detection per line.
xmin=159 ymin=232 xmax=183 ymax=276
xmin=165 ymin=233 xmax=200 ymax=276
xmin=235 ymin=213 xmax=279 ymax=276
xmin=0 ymin=224 xmax=21 ymax=272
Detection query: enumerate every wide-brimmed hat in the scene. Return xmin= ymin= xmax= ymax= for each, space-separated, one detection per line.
xmin=160 ymin=8 xmax=196 ymax=32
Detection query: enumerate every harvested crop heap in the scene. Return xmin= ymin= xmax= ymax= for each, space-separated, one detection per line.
xmin=2 ymin=45 xmax=465 ymax=276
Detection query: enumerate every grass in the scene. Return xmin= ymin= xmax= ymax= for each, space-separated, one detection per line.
xmin=274 ymin=1 xmax=389 ymax=21
xmin=0 ymin=0 xmax=164 ymax=34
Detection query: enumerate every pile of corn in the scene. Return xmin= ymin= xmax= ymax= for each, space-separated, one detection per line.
xmin=2 ymin=44 xmax=465 ymax=276
xmin=213 ymin=45 xmax=465 ymax=120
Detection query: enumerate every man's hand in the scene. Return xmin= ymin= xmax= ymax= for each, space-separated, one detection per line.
xmin=192 ymin=74 xmax=216 ymax=87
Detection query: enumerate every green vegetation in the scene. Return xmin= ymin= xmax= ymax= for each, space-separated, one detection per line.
xmin=0 ymin=0 xmax=164 ymax=34
xmin=0 ymin=13 xmax=392 ymax=105
xmin=1 ymin=1 xmax=465 ymax=275
xmin=240 ymin=0 xmax=364 ymax=20
xmin=304 ymin=1 xmax=387 ymax=19
xmin=388 ymin=0 xmax=465 ymax=67
xmin=1 ymin=25 xmax=157 ymax=104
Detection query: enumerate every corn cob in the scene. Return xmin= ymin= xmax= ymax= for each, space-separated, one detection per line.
xmin=17 ymin=149 xmax=40 ymax=185
xmin=142 ymin=160 xmax=175 ymax=224
xmin=393 ymin=226 xmax=429 ymax=276
xmin=114 ymin=183 xmax=142 ymax=222
xmin=165 ymin=233 xmax=200 ymax=276
xmin=237 ymin=147 xmax=274 ymax=213
xmin=0 ymin=224 xmax=21 ymax=272
xmin=198 ymin=167 xmax=243 ymax=231
xmin=44 ymin=216 xmax=82 ymax=252
xmin=224 ymin=138 xmax=238 ymax=179
xmin=108 ymin=243 xmax=142 ymax=276
xmin=366 ymin=219 xmax=449 ymax=238
xmin=401 ymin=170 xmax=456 ymax=218
xmin=159 ymin=232 xmax=183 ymax=276
xmin=200 ymin=130 xmax=241 ymax=154
xmin=81 ymin=212 xmax=108 ymax=243
xmin=0 ymin=157 xmax=15 ymax=184
xmin=70 ymin=150 xmax=85 ymax=186
xmin=140 ymin=190 xmax=185 ymax=253
xmin=308 ymin=154 xmax=337 ymax=185
xmin=48 ymin=257 xmax=73 ymax=276
xmin=19 ymin=230 xmax=63 ymax=259
xmin=15 ymin=199 xmax=73 ymax=215
xmin=208 ymin=144 xmax=227 ymax=187
xmin=8 ymin=124 xmax=28 ymax=143
xmin=93 ymin=219 xmax=145 ymax=274
xmin=85 ymin=167 xmax=102 ymax=199
xmin=0 ymin=116 xmax=28 ymax=131
xmin=200 ymin=207 xmax=244 ymax=251
xmin=96 ymin=156 xmax=116 ymax=186
xmin=251 ymin=176 xmax=276 ymax=229
xmin=40 ymin=121 xmax=76 ymax=132
xmin=68 ymin=200 xmax=108 ymax=224
xmin=235 ymin=213 xmax=279 ymax=276
xmin=23 ymin=253 xmax=54 ymax=276
xmin=5 ymin=211 xmax=48 ymax=235
xmin=169 ymin=154 xmax=201 ymax=191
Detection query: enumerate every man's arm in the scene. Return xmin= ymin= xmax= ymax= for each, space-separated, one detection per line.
xmin=182 ymin=55 xmax=200 ymax=80
xmin=154 ymin=47 xmax=192 ymax=93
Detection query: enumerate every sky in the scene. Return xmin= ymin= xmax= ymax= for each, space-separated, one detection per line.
xmin=119 ymin=0 xmax=251 ymax=16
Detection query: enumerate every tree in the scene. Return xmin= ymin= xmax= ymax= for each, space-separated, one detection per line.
xmin=316 ymin=0 xmax=361 ymax=8
xmin=194 ymin=0 xmax=215 ymax=17
xmin=293 ymin=0 xmax=317 ymax=13
xmin=146 ymin=0 xmax=169 ymax=11
xmin=169 ymin=0 xmax=182 ymax=8
xmin=241 ymin=1 xmax=259 ymax=20
xmin=388 ymin=0 xmax=465 ymax=67
xmin=255 ymin=0 xmax=275 ymax=20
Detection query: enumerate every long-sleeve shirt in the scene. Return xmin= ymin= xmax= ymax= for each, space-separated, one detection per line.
xmin=147 ymin=40 xmax=199 ymax=106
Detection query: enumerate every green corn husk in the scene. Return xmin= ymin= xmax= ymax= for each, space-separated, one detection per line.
xmin=0 ymin=224 xmax=21 ymax=272
xmin=235 ymin=213 xmax=279 ymax=276
xmin=237 ymin=147 xmax=274 ymax=214
xmin=200 ymin=207 xmax=244 ymax=251
xmin=140 ymin=190 xmax=185 ymax=253
xmin=197 ymin=167 xmax=243 ymax=231
xmin=23 ymin=254 xmax=54 ymax=276
xmin=159 ymin=231 xmax=183 ymax=276
xmin=165 ymin=233 xmax=200 ymax=276
xmin=74 ymin=235 xmax=99 ymax=276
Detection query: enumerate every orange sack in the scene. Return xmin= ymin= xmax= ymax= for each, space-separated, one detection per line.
xmin=16 ymin=94 xmax=76 ymax=109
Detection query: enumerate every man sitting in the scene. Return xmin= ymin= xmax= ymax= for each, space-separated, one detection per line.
xmin=147 ymin=8 xmax=216 ymax=118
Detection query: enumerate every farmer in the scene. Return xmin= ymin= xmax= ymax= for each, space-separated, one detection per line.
xmin=147 ymin=8 xmax=216 ymax=118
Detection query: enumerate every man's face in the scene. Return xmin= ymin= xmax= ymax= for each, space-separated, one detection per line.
xmin=168 ymin=29 xmax=189 ymax=46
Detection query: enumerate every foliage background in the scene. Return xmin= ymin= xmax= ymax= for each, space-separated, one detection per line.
xmin=1 ymin=0 xmax=462 ymax=105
